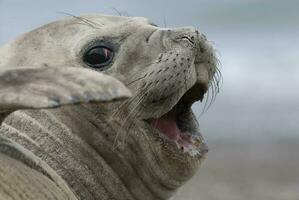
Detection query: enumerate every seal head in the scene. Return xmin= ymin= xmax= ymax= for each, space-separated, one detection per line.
xmin=0 ymin=14 xmax=219 ymax=200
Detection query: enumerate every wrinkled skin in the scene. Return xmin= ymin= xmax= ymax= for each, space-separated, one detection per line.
xmin=0 ymin=14 xmax=218 ymax=200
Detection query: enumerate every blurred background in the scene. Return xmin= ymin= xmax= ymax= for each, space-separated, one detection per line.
xmin=1 ymin=0 xmax=298 ymax=199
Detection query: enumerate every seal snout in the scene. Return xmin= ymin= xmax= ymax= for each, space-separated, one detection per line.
xmin=139 ymin=26 xmax=217 ymax=156
xmin=166 ymin=26 xmax=216 ymax=68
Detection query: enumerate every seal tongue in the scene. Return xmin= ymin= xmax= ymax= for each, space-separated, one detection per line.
xmin=150 ymin=117 xmax=193 ymax=151
xmin=150 ymin=118 xmax=181 ymax=140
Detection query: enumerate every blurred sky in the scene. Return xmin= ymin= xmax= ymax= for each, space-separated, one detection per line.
xmin=0 ymin=0 xmax=298 ymax=141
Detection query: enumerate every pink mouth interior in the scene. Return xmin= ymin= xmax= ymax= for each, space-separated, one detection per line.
xmin=150 ymin=117 xmax=194 ymax=151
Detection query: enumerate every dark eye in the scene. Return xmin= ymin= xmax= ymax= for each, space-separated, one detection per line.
xmin=83 ymin=46 xmax=113 ymax=68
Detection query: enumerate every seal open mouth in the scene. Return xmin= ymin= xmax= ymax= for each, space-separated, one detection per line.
xmin=146 ymin=83 xmax=208 ymax=155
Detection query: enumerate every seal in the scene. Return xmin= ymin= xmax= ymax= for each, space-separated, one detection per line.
xmin=0 ymin=14 xmax=220 ymax=200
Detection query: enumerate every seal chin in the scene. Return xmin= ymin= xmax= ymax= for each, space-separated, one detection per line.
xmin=145 ymin=83 xmax=208 ymax=156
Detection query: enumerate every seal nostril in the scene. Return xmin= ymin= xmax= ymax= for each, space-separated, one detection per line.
xmin=180 ymin=36 xmax=195 ymax=45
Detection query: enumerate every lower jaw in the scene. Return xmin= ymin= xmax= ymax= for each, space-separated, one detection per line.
xmin=145 ymin=112 xmax=208 ymax=157
xmin=145 ymin=104 xmax=207 ymax=156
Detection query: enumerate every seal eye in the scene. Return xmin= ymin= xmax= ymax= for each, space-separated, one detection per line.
xmin=83 ymin=46 xmax=113 ymax=68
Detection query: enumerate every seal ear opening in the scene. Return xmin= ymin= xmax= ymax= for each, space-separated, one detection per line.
xmin=0 ymin=66 xmax=131 ymax=124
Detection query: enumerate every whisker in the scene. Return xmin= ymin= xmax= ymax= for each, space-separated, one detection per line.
xmin=125 ymin=60 xmax=161 ymax=87
xmin=163 ymin=15 xmax=167 ymax=28
xmin=123 ymin=11 xmax=130 ymax=17
xmin=207 ymin=79 xmax=217 ymax=111
xmin=113 ymin=78 xmax=164 ymax=142
xmin=57 ymin=12 xmax=103 ymax=28
xmin=111 ymin=88 xmax=149 ymax=147
xmin=111 ymin=7 xmax=122 ymax=16
xmin=125 ymin=75 xmax=146 ymax=87
xmin=200 ymin=87 xmax=210 ymax=117
xmin=198 ymin=56 xmax=223 ymax=116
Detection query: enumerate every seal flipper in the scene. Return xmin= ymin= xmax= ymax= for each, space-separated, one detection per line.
xmin=0 ymin=66 xmax=131 ymax=124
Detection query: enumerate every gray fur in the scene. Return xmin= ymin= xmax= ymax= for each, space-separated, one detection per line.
xmin=0 ymin=135 xmax=77 ymax=200
xmin=0 ymin=14 xmax=218 ymax=200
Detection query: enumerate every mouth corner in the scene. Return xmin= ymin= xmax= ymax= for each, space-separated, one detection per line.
xmin=145 ymin=82 xmax=208 ymax=156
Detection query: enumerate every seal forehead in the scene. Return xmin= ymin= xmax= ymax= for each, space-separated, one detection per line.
xmin=79 ymin=14 xmax=153 ymax=27
xmin=0 ymin=14 xmax=156 ymax=68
